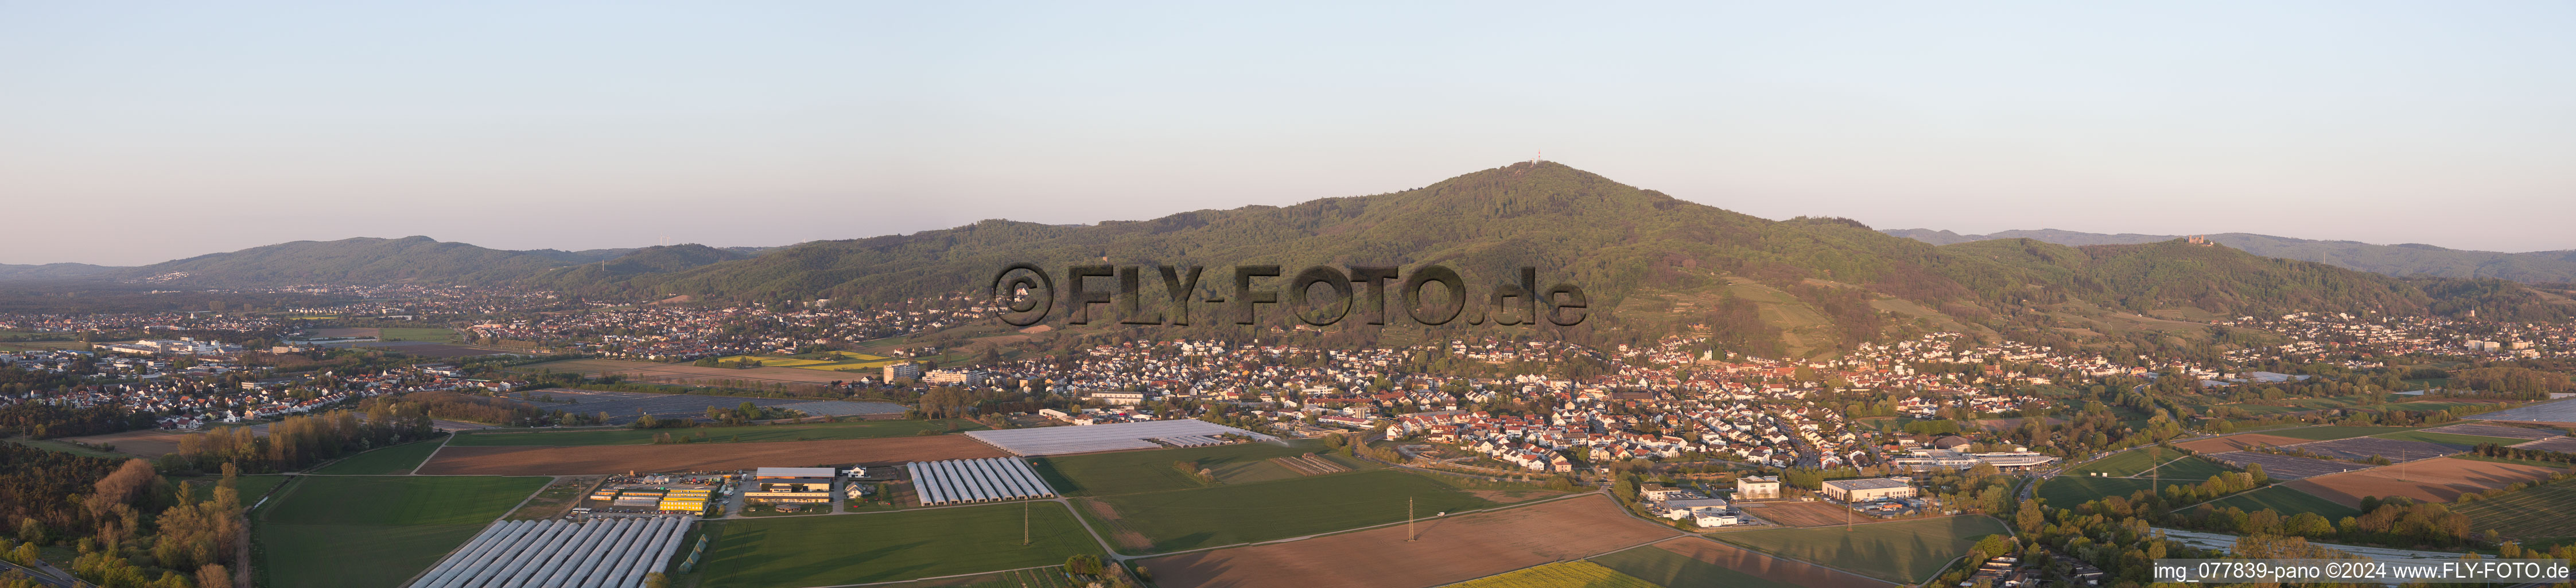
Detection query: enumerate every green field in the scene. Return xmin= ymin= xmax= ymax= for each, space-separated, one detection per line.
xmin=694 ymin=502 xmax=1101 ymax=587
xmin=1590 ymin=543 xmax=1799 ymax=588
xmin=1447 ymin=561 xmax=1658 ymax=588
xmin=868 ymin=566 xmax=1077 ymax=588
xmin=2068 ymin=447 xmax=2190 ymax=477
xmin=255 ymin=475 xmax=547 ymax=588
xmin=309 ymin=439 xmax=445 ymax=474
xmin=1031 ymin=440 xmax=1344 ymax=497
xmin=377 ymin=327 xmax=459 ymax=342
xmin=2151 ymin=455 xmax=2236 ymax=481
xmin=448 ymin=419 xmax=984 ymax=446
xmin=2036 ymin=475 xmax=2156 ymax=506
xmin=2206 ymin=485 xmax=2362 ymax=520
xmin=1716 ymin=516 xmax=2008 ymax=584
xmin=2370 ymin=430 xmax=2531 ymax=447
xmin=6 ymin=437 xmax=125 ymax=458
xmin=2455 ymin=477 xmax=2576 ymax=544
xmin=1082 ymin=469 xmax=1498 ymax=554
xmin=2267 ymin=426 xmax=2430 ymax=441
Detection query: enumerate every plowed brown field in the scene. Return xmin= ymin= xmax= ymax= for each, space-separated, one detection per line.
xmin=2176 ymin=434 xmax=2313 ymax=453
xmin=1648 ymin=537 xmax=1894 ymax=588
xmin=414 ymin=435 xmax=1007 ymax=475
xmin=2284 ymin=457 xmax=2565 ymax=506
xmin=1145 ymin=494 xmax=1680 ymax=588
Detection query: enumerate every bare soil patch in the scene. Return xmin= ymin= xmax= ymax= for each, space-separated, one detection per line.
xmin=1745 ymin=501 xmax=1861 ymax=527
xmin=1145 ymin=494 xmax=1680 ymax=588
xmin=1649 ymin=536 xmax=1894 ymax=588
xmin=1082 ymin=499 xmax=1153 ymax=551
xmin=415 ymin=435 xmax=1005 ymax=475
xmin=2176 ymin=434 xmax=2314 ymax=453
xmin=2285 ymin=456 xmax=2565 ymax=506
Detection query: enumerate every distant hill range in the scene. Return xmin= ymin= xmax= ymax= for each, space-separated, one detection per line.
xmin=7 ymin=163 xmax=2573 ymax=357
xmin=1886 ymin=229 xmax=2576 ymax=284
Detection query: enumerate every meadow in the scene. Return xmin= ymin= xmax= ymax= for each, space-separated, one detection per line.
xmin=691 ymin=502 xmax=1100 ymax=587
xmin=1081 ymin=469 xmax=1498 ymax=554
xmin=308 ymin=439 xmax=446 ymax=474
xmin=1029 ymin=439 xmax=1341 ymax=497
xmin=255 ymin=475 xmax=547 ymax=588
xmin=2066 ymin=446 xmax=2190 ymax=477
xmin=2370 ymin=430 xmax=2534 ymax=447
xmin=2035 ymin=476 xmax=2155 ymax=506
xmin=447 ymin=419 xmax=981 ymax=446
xmin=1716 ymin=516 xmax=2010 ymax=584
xmin=376 ymin=327 xmax=459 ymax=342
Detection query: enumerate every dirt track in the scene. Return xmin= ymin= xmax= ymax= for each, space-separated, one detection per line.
xmin=1144 ymin=494 xmax=1680 ymax=588
xmin=2175 ymin=434 xmax=2313 ymax=453
xmin=2285 ymin=456 xmax=2565 ymax=506
xmin=415 ymin=435 xmax=1007 ymax=475
xmin=1648 ymin=537 xmax=1894 ymax=588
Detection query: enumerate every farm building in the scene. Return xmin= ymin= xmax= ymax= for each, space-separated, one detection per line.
xmin=1823 ymin=477 xmax=1917 ymax=502
xmin=745 ymin=467 xmax=837 ymax=503
xmin=412 ymin=517 xmax=691 ymax=588
xmin=908 ymin=457 xmax=1058 ymax=506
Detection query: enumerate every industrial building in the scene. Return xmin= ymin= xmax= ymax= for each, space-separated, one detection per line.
xmin=744 ymin=467 xmax=837 ymax=503
xmin=1822 ymin=477 xmax=1917 ymax=502
xmin=907 ymin=458 xmax=1057 ymax=506
xmin=1734 ymin=475 xmax=1782 ymax=500
xmin=411 ymin=517 xmax=691 ymax=588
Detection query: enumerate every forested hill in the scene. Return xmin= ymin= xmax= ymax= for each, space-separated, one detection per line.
xmin=130 ymin=236 xmax=615 ymax=285
xmin=544 ymin=163 xmax=2565 ymax=339
xmin=1887 ymin=228 xmax=2576 ymax=283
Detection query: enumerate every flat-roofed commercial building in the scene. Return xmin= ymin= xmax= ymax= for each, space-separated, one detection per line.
xmin=1823 ymin=477 xmax=1917 ymax=502
xmin=746 ymin=466 xmax=837 ymax=503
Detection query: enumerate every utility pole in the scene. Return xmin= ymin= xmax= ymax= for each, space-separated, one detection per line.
xmin=1407 ymin=497 xmax=1416 ymax=541
xmin=1023 ymin=498 xmax=1030 ymax=545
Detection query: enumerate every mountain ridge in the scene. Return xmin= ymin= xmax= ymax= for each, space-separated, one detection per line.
xmin=1886 ymin=229 xmax=2576 ymax=283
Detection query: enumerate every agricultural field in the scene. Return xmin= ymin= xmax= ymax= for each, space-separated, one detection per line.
xmin=2265 ymin=426 xmax=2430 ymax=441
xmin=1716 ymin=516 xmax=2011 ymax=584
xmin=2293 ymin=437 xmax=2468 ymax=463
xmin=690 ymin=502 xmax=1099 ymax=587
xmin=448 ymin=419 xmax=980 ymax=446
xmin=1144 ymin=494 xmax=1681 ymax=588
xmin=1082 ymin=469 xmax=1501 ymax=553
xmin=308 ymin=439 xmax=446 ymax=475
xmin=2035 ymin=475 xmax=2155 ymax=506
xmin=2286 ymin=456 xmax=2567 ymax=507
xmin=1442 ymin=561 xmax=1655 ymax=588
xmin=2206 ymin=486 xmax=2362 ymax=520
xmin=713 ymin=350 xmax=907 ymax=372
xmin=255 ymin=475 xmax=549 ymax=588
xmin=2370 ymin=430 xmax=2538 ymax=447
xmin=514 ymin=358 xmax=860 ymax=386
xmin=1030 ymin=439 xmax=1347 ymax=497
xmin=2066 ymin=446 xmax=2191 ymax=477
xmin=1743 ymin=501 xmax=1863 ymax=527
xmin=2515 ymin=437 xmax=2576 ymax=452
xmin=416 ymin=435 xmax=1007 ymax=475
xmin=2204 ymin=451 xmax=2361 ymax=480
xmin=2175 ymin=434 xmax=2314 ymax=454
xmin=376 ymin=327 xmax=459 ymax=342
xmin=2418 ymin=423 xmax=2567 ymax=440
xmin=2151 ymin=455 xmax=2237 ymax=481
xmin=1592 ymin=539 xmax=1887 ymax=588
xmin=2453 ymin=477 xmax=2576 ymax=543
xmin=867 ymin=566 xmax=1078 ymax=588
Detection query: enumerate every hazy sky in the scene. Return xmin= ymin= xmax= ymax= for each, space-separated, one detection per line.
xmin=5 ymin=2 xmax=2571 ymax=265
